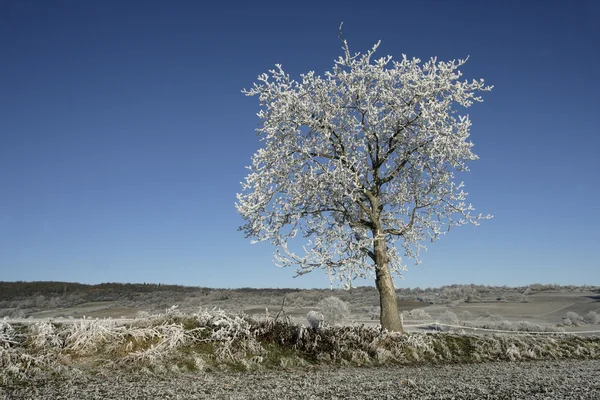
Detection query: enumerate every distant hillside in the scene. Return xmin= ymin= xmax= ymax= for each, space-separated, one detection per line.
xmin=0 ymin=280 xmax=597 ymax=302
xmin=0 ymin=281 xmax=195 ymax=301
xmin=0 ymin=281 xmax=305 ymax=302
xmin=0 ymin=280 xmax=598 ymax=320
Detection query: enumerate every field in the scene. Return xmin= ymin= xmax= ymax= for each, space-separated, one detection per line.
xmin=1 ymin=282 xmax=599 ymax=399
xmin=3 ymin=282 xmax=599 ymax=333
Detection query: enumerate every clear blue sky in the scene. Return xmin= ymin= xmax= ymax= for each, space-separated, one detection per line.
xmin=1 ymin=0 xmax=598 ymax=289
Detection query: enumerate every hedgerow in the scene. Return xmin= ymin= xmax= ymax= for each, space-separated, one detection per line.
xmin=1 ymin=309 xmax=599 ymax=386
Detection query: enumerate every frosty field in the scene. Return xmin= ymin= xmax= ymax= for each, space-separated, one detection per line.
xmin=1 ymin=282 xmax=599 ymax=399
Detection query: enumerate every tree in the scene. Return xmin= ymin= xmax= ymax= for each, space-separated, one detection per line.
xmin=236 ymin=32 xmax=492 ymax=332
xmin=316 ymin=296 xmax=351 ymax=325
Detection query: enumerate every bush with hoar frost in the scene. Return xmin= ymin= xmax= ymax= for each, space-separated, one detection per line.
xmin=460 ymin=310 xmax=473 ymax=321
xmin=496 ymin=320 xmax=513 ymax=331
xmin=490 ymin=314 xmax=503 ymax=322
xmin=565 ymin=311 xmax=584 ymax=326
xmin=316 ymin=296 xmax=350 ymax=325
xmin=584 ymin=311 xmax=600 ymax=325
xmin=439 ymin=311 xmax=460 ymax=326
xmin=306 ymin=310 xmax=325 ymax=329
xmin=361 ymin=306 xmax=380 ymax=320
xmin=1 ymin=320 xmax=16 ymax=348
xmin=403 ymin=308 xmax=431 ymax=320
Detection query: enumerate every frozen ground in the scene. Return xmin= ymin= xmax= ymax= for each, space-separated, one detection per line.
xmin=3 ymin=360 xmax=599 ymax=399
xmin=1 ymin=284 xmax=599 ymax=399
xmin=9 ymin=290 xmax=597 ymax=331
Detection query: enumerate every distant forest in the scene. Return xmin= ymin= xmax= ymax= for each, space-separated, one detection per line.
xmin=0 ymin=281 xmax=304 ymax=302
xmin=1 ymin=280 xmax=598 ymax=302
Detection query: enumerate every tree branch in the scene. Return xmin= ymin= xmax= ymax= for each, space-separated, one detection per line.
xmin=383 ymin=112 xmax=421 ymax=162
xmin=378 ymin=137 xmax=433 ymax=185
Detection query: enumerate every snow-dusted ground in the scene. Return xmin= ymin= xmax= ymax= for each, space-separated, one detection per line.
xmin=3 ymin=360 xmax=599 ymax=399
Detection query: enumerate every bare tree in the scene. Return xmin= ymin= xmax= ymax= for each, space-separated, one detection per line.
xmin=237 ymin=31 xmax=492 ymax=331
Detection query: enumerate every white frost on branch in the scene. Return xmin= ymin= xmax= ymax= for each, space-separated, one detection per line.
xmin=236 ymin=39 xmax=492 ymax=288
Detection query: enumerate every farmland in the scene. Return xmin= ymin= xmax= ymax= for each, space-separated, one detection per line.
xmin=1 ymin=282 xmax=599 ymax=399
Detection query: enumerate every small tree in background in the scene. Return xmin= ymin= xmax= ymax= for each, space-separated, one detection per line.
xmin=439 ymin=310 xmax=460 ymax=326
xmin=316 ymin=296 xmax=351 ymax=325
xmin=403 ymin=308 xmax=431 ymax=320
xmin=584 ymin=311 xmax=600 ymax=325
xmin=565 ymin=311 xmax=584 ymax=326
xmin=237 ymin=28 xmax=492 ymax=332
xmin=460 ymin=310 xmax=473 ymax=321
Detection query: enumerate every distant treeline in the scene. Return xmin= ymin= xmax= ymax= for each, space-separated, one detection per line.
xmin=0 ymin=281 xmax=305 ymax=302
xmin=0 ymin=280 xmax=597 ymax=302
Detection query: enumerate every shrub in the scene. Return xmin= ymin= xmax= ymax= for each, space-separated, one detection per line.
xmin=490 ymin=314 xmax=503 ymax=322
xmin=565 ymin=312 xmax=584 ymax=326
xmin=460 ymin=310 xmax=473 ymax=321
xmin=316 ymin=296 xmax=350 ymax=325
xmin=517 ymin=321 xmax=537 ymax=331
xmin=306 ymin=311 xmax=325 ymax=329
xmin=465 ymin=293 xmax=479 ymax=302
xmin=496 ymin=320 xmax=513 ymax=331
xmin=475 ymin=320 xmax=564 ymax=333
xmin=290 ymin=295 xmax=305 ymax=307
xmin=361 ymin=306 xmax=380 ymax=320
xmin=1 ymin=320 xmax=17 ymax=348
xmin=10 ymin=309 xmax=26 ymax=319
xmin=28 ymin=321 xmax=62 ymax=350
xmin=584 ymin=311 xmax=600 ymax=325
xmin=504 ymin=293 xmax=526 ymax=302
xmin=403 ymin=308 xmax=431 ymax=320
xmin=438 ymin=311 xmax=459 ymax=326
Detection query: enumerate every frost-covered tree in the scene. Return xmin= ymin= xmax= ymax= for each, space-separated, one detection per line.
xmin=316 ymin=296 xmax=351 ymax=325
xmin=237 ymin=31 xmax=492 ymax=332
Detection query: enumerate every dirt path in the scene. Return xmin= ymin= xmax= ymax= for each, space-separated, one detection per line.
xmin=3 ymin=360 xmax=599 ymax=399
xmin=535 ymin=302 xmax=575 ymax=317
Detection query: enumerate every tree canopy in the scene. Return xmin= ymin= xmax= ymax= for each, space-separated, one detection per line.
xmin=237 ymin=35 xmax=492 ymax=330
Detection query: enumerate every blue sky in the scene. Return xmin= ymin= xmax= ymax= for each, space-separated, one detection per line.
xmin=1 ymin=0 xmax=598 ymax=289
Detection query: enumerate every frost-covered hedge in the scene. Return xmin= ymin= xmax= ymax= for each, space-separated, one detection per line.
xmin=1 ymin=309 xmax=599 ymax=386
xmin=562 ymin=311 xmax=600 ymax=327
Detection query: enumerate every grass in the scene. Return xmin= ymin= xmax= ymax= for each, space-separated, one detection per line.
xmin=1 ymin=308 xmax=599 ymax=386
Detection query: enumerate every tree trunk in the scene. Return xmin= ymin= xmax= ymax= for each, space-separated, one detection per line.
xmin=374 ymin=234 xmax=404 ymax=332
